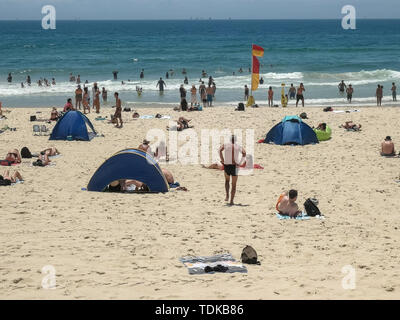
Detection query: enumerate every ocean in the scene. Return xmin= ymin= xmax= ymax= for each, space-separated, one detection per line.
xmin=1 ymin=19 xmax=400 ymax=107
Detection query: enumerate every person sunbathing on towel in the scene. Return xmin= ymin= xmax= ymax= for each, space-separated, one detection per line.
xmin=0 ymin=170 xmax=23 ymax=185
xmin=276 ymin=190 xmax=301 ymax=218
xmin=341 ymin=121 xmax=361 ymax=131
xmin=5 ymin=149 xmax=21 ymax=164
xmin=34 ymin=151 xmax=50 ymax=166
xmin=42 ymin=147 xmax=60 ymax=157
xmin=381 ymin=136 xmax=396 ymax=156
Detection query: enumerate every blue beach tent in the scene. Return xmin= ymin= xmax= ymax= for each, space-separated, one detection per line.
xmin=49 ymin=111 xmax=96 ymax=141
xmin=264 ymin=115 xmax=318 ymax=145
xmin=87 ymin=149 xmax=169 ymax=193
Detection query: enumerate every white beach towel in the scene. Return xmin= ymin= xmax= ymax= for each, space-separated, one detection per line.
xmin=139 ymin=115 xmax=154 ymax=119
xmin=180 ymin=253 xmax=247 ymax=275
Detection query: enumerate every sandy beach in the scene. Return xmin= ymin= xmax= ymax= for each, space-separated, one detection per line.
xmin=0 ymin=105 xmax=399 ymax=299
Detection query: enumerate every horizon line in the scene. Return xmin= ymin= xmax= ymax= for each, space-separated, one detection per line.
xmin=0 ymin=18 xmax=399 ymax=21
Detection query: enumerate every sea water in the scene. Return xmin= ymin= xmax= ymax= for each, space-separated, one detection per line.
xmin=0 ymin=19 xmax=399 ymax=107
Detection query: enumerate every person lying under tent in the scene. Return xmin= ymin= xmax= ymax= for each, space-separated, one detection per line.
xmin=340 ymin=121 xmax=362 ymax=131
xmin=381 ymin=136 xmax=397 ymax=156
xmin=0 ymin=170 xmax=23 ymax=186
xmin=276 ymin=190 xmax=302 ymax=218
xmin=105 ymin=180 xmax=149 ymax=193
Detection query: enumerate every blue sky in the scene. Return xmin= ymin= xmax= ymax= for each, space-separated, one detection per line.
xmin=0 ymin=0 xmax=399 ymax=20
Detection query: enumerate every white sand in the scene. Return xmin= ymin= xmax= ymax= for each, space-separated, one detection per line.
xmin=0 ymin=105 xmax=399 ymax=299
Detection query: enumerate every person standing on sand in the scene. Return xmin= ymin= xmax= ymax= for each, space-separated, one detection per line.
xmin=219 ymin=135 xmax=246 ymax=206
xmin=376 ymin=85 xmax=383 ymax=106
xmin=157 ymin=77 xmax=166 ymax=93
xmin=206 ymin=85 xmax=214 ymax=107
xmin=346 ymin=84 xmax=354 ymax=103
xmin=268 ymin=86 xmax=274 ymax=107
xmin=92 ymin=83 xmax=99 ymax=110
xmin=244 ymin=85 xmax=249 ymax=101
xmin=75 ymin=85 xmax=83 ymax=110
xmin=391 ymin=82 xmax=397 ymax=102
xmin=296 ymin=83 xmax=306 ymax=107
xmin=179 ymin=84 xmax=186 ymax=101
xmin=83 ymin=87 xmax=90 ymax=114
xmin=190 ymin=85 xmax=197 ymax=107
xmin=94 ymin=87 xmax=101 ymax=113
xmin=113 ymin=92 xmax=123 ymax=128
xmin=199 ymin=81 xmax=207 ymax=107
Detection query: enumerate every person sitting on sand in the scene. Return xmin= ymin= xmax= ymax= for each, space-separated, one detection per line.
xmin=0 ymin=170 xmax=23 ymax=186
xmin=316 ymin=123 xmax=327 ymax=131
xmin=5 ymin=149 xmax=21 ymax=164
xmin=50 ymin=107 xmax=59 ymax=121
xmin=63 ymin=98 xmax=74 ymax=112
xmin=276 ymin=190 xmax=302 ymax=218
xmin=138 ymin=139 xmax=152 ymax=154
xmin=161 ymin=168 xmax=174 ymax=184
xmin=381 ymin=136 xmax=396 ymax=156
xmin=341 ymin=121 xmax=362 ymax=131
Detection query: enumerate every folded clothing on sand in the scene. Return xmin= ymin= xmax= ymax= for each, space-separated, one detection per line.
xmin=180 ymin=253 xmax=247 ymax=275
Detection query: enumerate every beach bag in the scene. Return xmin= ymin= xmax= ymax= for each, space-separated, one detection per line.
xmin=241 ymin=246 xmax=260 ymax=265
xmin=237 ymin=103 xmax=245 ymax=111
xmin=30 ymin=115 xmax=37 ymax=121
xmin=21 ymin=147 xmax=32 ymax=159
xmin=123 ymin=107 xmax=131 ymax=112
xmin=304 ymin=198 xmax=321 ymax=217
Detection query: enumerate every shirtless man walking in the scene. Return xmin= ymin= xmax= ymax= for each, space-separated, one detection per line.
xmin=219 ymin=135 xmax=246 ymax=205
xmin=277 ymin=190 xmax=301 ymax=218
xmin=113 ymin=92 xmax=123 ymax=128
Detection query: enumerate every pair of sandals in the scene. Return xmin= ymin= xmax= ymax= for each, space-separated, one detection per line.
xmin=204 ymin=265 xmax=229 ymax=273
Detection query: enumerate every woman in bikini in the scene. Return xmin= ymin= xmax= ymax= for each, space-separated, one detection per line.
xmin=83 ymin=87 xmax=90 ymax=114
xmin=94 ymin=87 xmax=101 ymax=114
xmin=5 ymin=149 xmax=21 ymax=164
xmin=0 ymin=170 xmax=23 ymax=186
xmin=42 ymin=147 xmax=60 ymax=157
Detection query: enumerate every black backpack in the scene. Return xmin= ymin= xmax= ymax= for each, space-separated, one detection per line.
xmin=241 ymin=246 xmax=260 ymax=265
xmin=21 ymin=147 xmax=32 ymax=159
xmin=237 ymin=103 xmax=245 ymax=111
xmin=304 ymin=198 xmax=321 ymax=217
xmin=30 ymin=115 xmax=37 ymax=121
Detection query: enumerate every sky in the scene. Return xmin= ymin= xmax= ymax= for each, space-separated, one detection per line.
xmin=0 ymin=0 xmax=399 ymax=20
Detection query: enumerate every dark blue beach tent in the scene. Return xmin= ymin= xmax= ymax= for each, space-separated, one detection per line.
xmin=49 ymin=111 xmax=96 ymax=141
xmin=264 ymin=115 xmax=318 ymax=145
xmin=87 ymin=149 xmax=169 ymax=193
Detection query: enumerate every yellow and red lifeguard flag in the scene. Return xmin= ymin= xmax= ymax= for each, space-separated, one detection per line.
xmin=251 ymin=55 xmax=260 ymax=91
xmin=252 ymin=44 xmax=264 ymax=57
